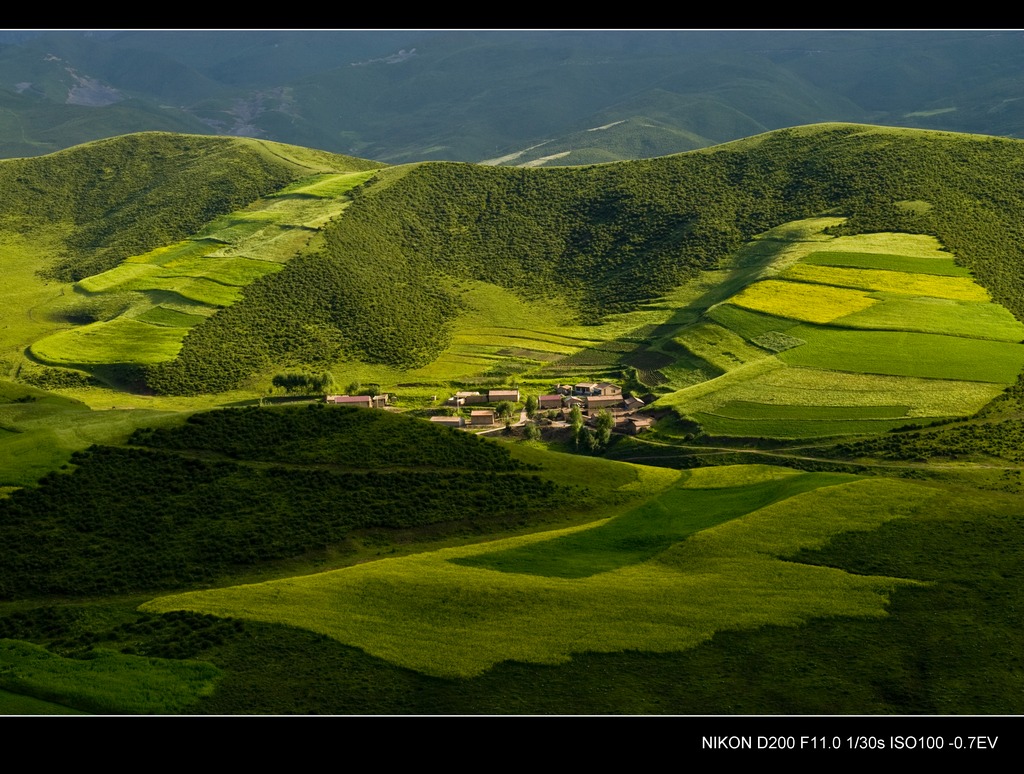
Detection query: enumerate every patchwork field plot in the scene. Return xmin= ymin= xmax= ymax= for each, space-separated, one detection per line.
xmin=730 ymin=279 xmax=877 ymax=324
xmin=832 ymin=295 xmax=1024 ymax=341
xmin=658 ymin=221 xmax=1024 ymax=439
xmin=778 ymin=327 xmax=1024 ymax=383
xmin=781 ymin=263 xmax=991 ymax=301
xmin=800 ymin=250 xmax=972 ymax=276
xmin=29 ymin=170 xmax=378 ymax=374
xmin=143 ymin=470 xmax=938 ymax=679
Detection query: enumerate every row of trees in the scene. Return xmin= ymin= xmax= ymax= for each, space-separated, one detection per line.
xmin=271 ymin=371 xmax=334 ymax=394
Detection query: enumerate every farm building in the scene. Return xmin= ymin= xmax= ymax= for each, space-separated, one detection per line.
xmin=430 ymin=415 xmax=465 ymax=428
xmin=571 ymin=382 xmax=622 ymax=397
xmin=623 ymin=395 xmax=645 ymax=411
xmin=326 ymin=395 xmax=389 ymax=408
xmin=585 ymin=394 xmax=625 ymax=411
xmin=488 ymin=389 xmax=520 ymax=402
xmin=538 ymin=394 xmax=564 ymax=410
xmin=447 ymin=391 xmax=486 ymax=406
xmin=624 ymin=416 xmax=654 ymax=434
xmin=470 ymin=409 xmax=497 ymax=426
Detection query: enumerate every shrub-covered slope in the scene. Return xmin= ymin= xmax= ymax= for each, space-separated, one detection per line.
xmin=0 ymin=405 xmax=574 ymax=598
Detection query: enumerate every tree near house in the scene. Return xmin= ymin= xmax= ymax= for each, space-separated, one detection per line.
xmin=569 ymin=405 xmax=584 ymax=445
xmin=272 ymin=371 xmax=334 ymax=395
xmin=525 ymin=395 xmax=539 ymax=417
xmin=495 ymin=401 xmax=516 ymax=421
xmin=595 ymin=410 xmax=615 ymax=447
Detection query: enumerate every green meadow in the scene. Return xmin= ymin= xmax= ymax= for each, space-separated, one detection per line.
xmin=143 ymin=472 xmax=935 ymax=679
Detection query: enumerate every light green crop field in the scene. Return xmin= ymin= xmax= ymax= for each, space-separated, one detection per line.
xmin=0 ymin=639 xmax=220 ymax=714
xmin=801 ymin=250 xmax=971 ymax=276
xmin=730 ymin=279 xmax=878 ymax=323
xmin=134 ymin=306 xmax=209 ymax=328
xmin=30 ymin=318 xmax=187 ymax=366
xmin=702 ymin=401 xmax=912 ymax=420
xmin=662 ymin=365 xmax=1003 ymax=419
xmin=778 ymin=326 xmax=1024 ymax=383
xmin=832 ymin=295 xmax=1024 ymax=341
xmin=143 ymin=473 xmax=937 ymax=679
xmin=781 ymin=263 xmax=991 ymax=301
xmin=693 ymin=413 xmax=918 ymax=439
xmin=81 ymin=253 xmax=280 ymax=300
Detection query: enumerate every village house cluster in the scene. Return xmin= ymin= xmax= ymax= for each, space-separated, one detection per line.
xmin=324 ymin=381 xmax=653 ymax=434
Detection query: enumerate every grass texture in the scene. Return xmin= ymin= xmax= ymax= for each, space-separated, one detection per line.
xmin=0 ymin=639 xmax=219 ymax=714
xmin=143 ymin=471 xmax=936 ymax=679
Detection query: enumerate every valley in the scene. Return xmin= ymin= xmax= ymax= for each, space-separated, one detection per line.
xmin=3 ymin=124 xmax=1024 ymax=714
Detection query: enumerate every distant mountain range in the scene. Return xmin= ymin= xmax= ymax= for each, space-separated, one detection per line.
xmin=4 ymin=30 xmax=1024 ymax=163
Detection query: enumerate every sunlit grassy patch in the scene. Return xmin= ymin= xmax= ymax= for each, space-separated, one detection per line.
xmin=730 ymin=279 xmax=877 ymax=324
xmin=271 ymin=171 xmax=377 ymax=198
xmin=672 ymin=322 xmax=767 ymax=371
xmin=30 ymin=318 xmax=186 ymax=365
xmin=707 ymin=303 xmax=799 ymax=341
xmin=778 ymin=326 xmax=1024 ymax=383
xmin=801 ymin=250 xmax=971 ymax=276
xmin=143 ymin=476 xmax=935 ymax=679
xmin=782 ymin=264 xmax=990 ymax=301
xmin=455 ymin=471 xmax=852 ymax=578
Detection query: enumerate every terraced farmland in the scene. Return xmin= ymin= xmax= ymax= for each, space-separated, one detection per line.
xmin=28 ymin=171 xmax=376 ymax=370
xmin=658 ymin=222 xmax=1024 ymax=439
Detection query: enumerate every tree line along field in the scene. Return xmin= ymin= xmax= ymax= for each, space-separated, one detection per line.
xmin=6 ymin=125 xmax=1024 ymax=713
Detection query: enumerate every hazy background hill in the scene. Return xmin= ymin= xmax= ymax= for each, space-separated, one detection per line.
xmin=4 ymin=30 xmax=1024 ymax=163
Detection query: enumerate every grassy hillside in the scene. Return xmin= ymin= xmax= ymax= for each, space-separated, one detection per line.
xmin=140 ymin=125 xmax=1024 ymax=400
xmin=652 ymin=222 xmax=1024 ymax=439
